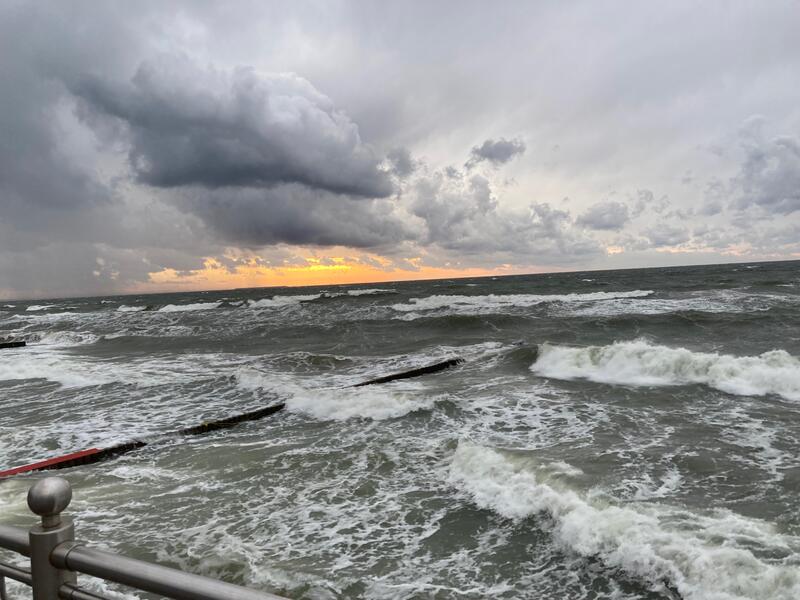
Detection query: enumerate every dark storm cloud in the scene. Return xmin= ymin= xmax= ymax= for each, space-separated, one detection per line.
xmin=177 ymin=184 xmax=416 ymax=249
xmin=73 ymin=55 xmax=393 ymax=198
xmin=465 ymin=138 xmax=526 ymax=169
xmin=575 ymin=201 xmax=630 ymax=231
xmin=0 ymin=5 xmax=110 ymax=220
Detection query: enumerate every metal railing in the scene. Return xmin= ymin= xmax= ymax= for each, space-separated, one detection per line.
xmin=0 ymin=477 xmax=287 ymax=600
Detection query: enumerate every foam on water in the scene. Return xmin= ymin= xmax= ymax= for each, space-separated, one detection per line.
xmin=346 ymin=288 xmax=395 ymax=296
xmin=235 ymin=367 xmax=440 ymax=420
xmin=0 ymin=346 xmax=236 ymax=389
xmin=718 ymin=406 xmax=791 ymax=482
xmin=566 ymin=289 xmax=795 ymax=318
xmin=0 ymin=348 xmax=111 ymax=388
xmin=531 ymin=340 xmax=800 ymax=401
xmin=25 ymin=304 xmax=58 ymax=311
xmin=28 ymin=330 xmax=100 ymax=346
xmin=390 ymin=290 xmax=654 ymax=316
xmin=117 ymin=304 xmax=148 ymax=312
xmin=627 ymin=468 xmax=684 ymax=501
xmin=449 ymin=442 xmax=800 ymax=600
xmin=158 ymin=302 xmax=222 ymax=312
xmin=247 ymin=294 xmax=322 ymax=308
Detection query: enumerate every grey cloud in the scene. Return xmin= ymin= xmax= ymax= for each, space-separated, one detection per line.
xmin=734 ymin=129 xmax=800 ymax=214
xmin=408 ymin=172 xmax=601 ymax=260
xmin=73 ymin=55 xmax=393 ymax=198
xmin=465 ymin=138 xmax=526 ymax=169
xmin=0 ymin=8 xmax=111 ymax=220
xmin=386 ymin=147 xmax=416 ymax=178
xmin=576 ymin=201 xmax=630 ymax=230
xmin=2 ymin=2 xmax=800 ymax=298
xmin=700 ymin=179 xmax=726 ymax=215
xmin=177 ymin=184 xmax=416 ymax=249
xmin=643 ymin=223 xmax=691 ymax=247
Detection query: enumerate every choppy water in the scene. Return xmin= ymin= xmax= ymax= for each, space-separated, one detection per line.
xmin=1 ymin=260 xmax=800 ymax=600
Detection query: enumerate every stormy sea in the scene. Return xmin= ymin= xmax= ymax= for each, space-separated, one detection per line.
xmin=1 ymin=260 xmax=800 ymax=600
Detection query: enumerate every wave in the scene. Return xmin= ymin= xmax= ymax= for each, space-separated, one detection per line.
xmin=247 ymin=294 xmax=322 ymax=309
xmin=235 ymin=367 xmax=438 ymax=420
xmin=0 ymin=352 xmax=111 ymax=388
xmin=346 ymin=288 xmax=395 ymax=296
xmin=157 ymin=301 xmax=221 ymax=313
xmin=449 ymin=442 xmax=800 ymax=600
xmin=25 ymin=304 xmax=58 ymax=311
xmin=246 ymin=289 xmax=392 ymax=309
xmin=531 ymin=340 xmax=800 ymax=401
xmin=567 ymin=290 xmax=797 ymax=318
xmin=117 ymin=304 xmax=148 ymax=312
xmin=26 ymin=331 xmax=99 ymax=346
xmin=390 ymin=290 xmax=654 ymax=315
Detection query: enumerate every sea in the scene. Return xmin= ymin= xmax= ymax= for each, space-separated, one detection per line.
xmin=1 ymin=260 xmax=800 ymax=600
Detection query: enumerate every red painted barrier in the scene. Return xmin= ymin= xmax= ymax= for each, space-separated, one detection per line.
xmin=0 ymin=401 xmax=286 ymax=479
xmin=0 ymin=448 xmax=103 ymax=478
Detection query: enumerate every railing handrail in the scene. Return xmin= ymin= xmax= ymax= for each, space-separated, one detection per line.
xmin=0 ymin=524 xmax=29 ymax=556
xmin=0 ymin=478 xmax=288 ymax=600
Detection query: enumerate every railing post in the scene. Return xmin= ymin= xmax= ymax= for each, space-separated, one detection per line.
xmin=27 ymin=478 xmax=77 ymax=600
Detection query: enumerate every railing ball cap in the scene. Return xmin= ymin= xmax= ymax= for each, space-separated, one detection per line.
xmin=27 ymin=477 xmax=72 ymax=518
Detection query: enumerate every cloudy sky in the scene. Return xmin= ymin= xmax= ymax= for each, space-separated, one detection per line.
xmin=1 ymin=1 xmax=799 ymax=299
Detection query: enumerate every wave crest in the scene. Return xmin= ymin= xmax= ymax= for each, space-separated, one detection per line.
xmin=157 ymin=302 xmax=221 ymax=313
xmin=449 ymin=442 xmax=800 ymax=600
xmin=530 ymin=340 xmax=800 ymax=401
xmin=235 ymin=368 xmax=438 ymax=420
xmin=391 ymin=290 xmax=654 ymax=315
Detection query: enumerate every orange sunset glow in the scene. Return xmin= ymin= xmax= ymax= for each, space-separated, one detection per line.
xmin=142 ymin=255 xmax=536 ymax=293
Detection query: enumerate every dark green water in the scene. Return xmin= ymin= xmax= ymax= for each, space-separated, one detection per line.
xmin=1 ymin=260 xmax=800 ymax=599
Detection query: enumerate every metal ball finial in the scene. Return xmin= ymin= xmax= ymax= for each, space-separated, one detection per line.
xmin=27 ymin=477 xmax=72 ymax=527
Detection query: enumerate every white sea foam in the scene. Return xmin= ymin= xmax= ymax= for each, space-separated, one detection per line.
xmin=0 ymin=352 xmax=111 ymax=387
xmin=0 ymin=347 xmax=233 ymax=389
xmin=721 ymin=406 xmax=788 ymax=481
xmin=566 ymin=289 xmax=792 ymax=317
xmin=449 ymin=442 xmax=800 ymax=600
xmin=30 ymin=331 xmax=99 ymax=346
xmin=347 ymin=288 xmax=394 ymax=296
xmin=247 ymin=294 xmax=321 ymax=309
xmin=117 ymin=304 xmax=148 ymax=312
xmin=25 ymin=304 xmax=58 ymax=311
xmin=235 ymin=368 xmax=440 ymax=420
xmin=628 ymin=468 xmax=684 ymax=501
xmin=288 ymin=385 xmax=439 ymax=421
xmin=157 ymin=302 xmax=221 ymax=313
xmin=390 ymin=290 xmax=654 ymax=315
xmin=531 ymin=340 xmax=800 ymax=401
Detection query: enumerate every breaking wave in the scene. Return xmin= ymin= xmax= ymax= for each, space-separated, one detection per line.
xmin=247 ymin=294 xmax=322 ymax=309
xmin=346 ymin=288 xmax=395 ymax=296
xmin=449 ymin=442 xmax=800 ymax=600
xmin=26 ymin=331 xmax=99 ymax=346
xmin=117 ymin=304 xmax=148 ymax=312
xmin=531 ymin=340 xmax=800 ymax=401
xmin=246 ymin=289 xmax=394 ymax=309
xmin=390 ymin=290 xmax=654 ymax=316
xmin=25 ymin=304 xmax=58 ymax=311
xmin=235 ymin=368 xmax=441 ymax=421
xmin=157 ymin=302 xmax=222 ymax=313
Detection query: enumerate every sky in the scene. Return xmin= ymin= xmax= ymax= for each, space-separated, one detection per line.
xmin=1 ymin=1 xmax=799 ymax=299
